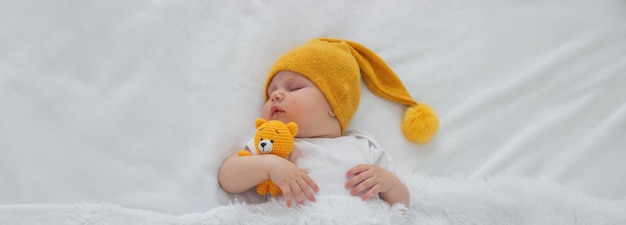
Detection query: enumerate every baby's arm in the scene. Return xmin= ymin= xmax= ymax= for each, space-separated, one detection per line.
xmin=378 ymin=171 xmax=410 ymax=207
xmin=218 ymin=153 xmax=319 ymax=207
xmin=344 ymin=164 xmax=410 ymax=207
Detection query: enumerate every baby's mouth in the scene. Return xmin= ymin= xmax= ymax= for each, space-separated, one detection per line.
xmin=271 ymin=106 xmax=285 ymax=116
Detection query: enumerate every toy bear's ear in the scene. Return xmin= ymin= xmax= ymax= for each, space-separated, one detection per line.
xmin=286 ymin=122 xmax=298 ymax=136
xmin=255 ymin=118 xmax=267 ymax=129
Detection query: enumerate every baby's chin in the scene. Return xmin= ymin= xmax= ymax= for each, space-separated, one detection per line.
xmin=263 ymin=115 xmax=290 ymax=124
xmin=295 ymin=130 xmax=342 ymax=139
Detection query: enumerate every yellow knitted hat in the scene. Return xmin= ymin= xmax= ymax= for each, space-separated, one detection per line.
xmin=265 ymin=38 xmax=439 ymax=143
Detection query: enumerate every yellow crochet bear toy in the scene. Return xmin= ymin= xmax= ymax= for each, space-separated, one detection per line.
xmin=238 ymin=118 xmax=298 ymax=196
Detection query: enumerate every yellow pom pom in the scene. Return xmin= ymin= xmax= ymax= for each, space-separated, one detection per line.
xmin=402 ymin=104 xmax=439 ymax=143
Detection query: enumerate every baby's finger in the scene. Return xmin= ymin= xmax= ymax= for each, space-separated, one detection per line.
xmin=361 ymin=183 xmax=383 ymax=201
xmin=302 ymin=173 xmax=319 ymax=192
xmin=282 ymin=187 xmax=293 ymax=208
xmin=290 ymin=182 xmax=305 ymax=206
xmin=345 ymin=164 xmax=369 ymax=177
xmin=298 ymin=177 xmax=317 ymax=202
xmin=345 ymin=169 xmax=371 ymax=188
xmin=350 ymin=176 xmax=375 ymax=195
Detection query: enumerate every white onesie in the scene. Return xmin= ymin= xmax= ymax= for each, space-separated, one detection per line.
xmin=245 ymin=130 xmax=394 ymax=200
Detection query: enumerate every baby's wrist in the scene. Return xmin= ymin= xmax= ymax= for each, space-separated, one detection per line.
xmin=264 ymin=155 xmax=280 ymax=179
xmin=383 ymin=172 xmax=397 ymax=193
xmin=265 ymin=155 xmax=289 ymax=179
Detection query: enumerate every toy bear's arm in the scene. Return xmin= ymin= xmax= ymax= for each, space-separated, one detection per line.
xmin=238 ymin=150 xmax=252 ymax=156
xmin=257 ymin=180 xmax=282 ymax=196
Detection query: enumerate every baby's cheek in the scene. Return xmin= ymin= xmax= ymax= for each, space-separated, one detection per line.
xmin=261 ymin=103 xmax=272 ymax=115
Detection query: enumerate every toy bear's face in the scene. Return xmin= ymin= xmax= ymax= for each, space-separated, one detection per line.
xmin=254 ymin=118 xmax=298 ymax=158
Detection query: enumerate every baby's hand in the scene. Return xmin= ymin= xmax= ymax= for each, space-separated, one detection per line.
xmin=268 ymin=158 xmax=319 ymax=208
xmin=344 ymin=164 xmax=393 ymax=201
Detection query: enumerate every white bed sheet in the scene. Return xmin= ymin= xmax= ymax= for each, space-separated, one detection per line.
xmin=1 ymin=0 xmax=625 ymax=215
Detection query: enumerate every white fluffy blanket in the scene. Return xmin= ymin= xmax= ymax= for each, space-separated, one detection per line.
xmin=2 ymin=174 xmax=624 ymax=225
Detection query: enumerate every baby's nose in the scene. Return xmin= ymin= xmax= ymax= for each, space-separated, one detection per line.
xmin=271 ymin=92 xmax=284 ymax=101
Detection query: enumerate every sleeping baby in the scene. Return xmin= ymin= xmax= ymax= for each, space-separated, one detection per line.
xmin=218 ymin=38 xmax=439 ymax=208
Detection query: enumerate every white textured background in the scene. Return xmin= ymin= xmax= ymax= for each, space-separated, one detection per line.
xmin=1 ymin=0 xmax=625 ymax=214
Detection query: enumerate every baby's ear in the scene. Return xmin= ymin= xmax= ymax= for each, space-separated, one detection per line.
xmin=286 ymin=122 xmax=298 ymax=136
xmin=255 ymin=118 xmax=267 ymax=129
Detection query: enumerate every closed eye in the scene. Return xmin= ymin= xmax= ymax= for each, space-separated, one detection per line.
xmin=289 ymin=85 xmax=305 ymax=91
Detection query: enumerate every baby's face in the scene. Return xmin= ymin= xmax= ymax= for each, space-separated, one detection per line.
xmin=263 ymin=71 xmax=341 ymax=138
